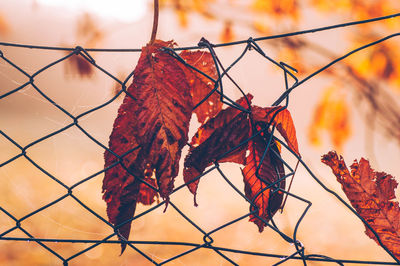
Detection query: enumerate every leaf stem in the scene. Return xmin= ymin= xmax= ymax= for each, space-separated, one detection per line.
xmin=150 ymin=0 xmax=159 ymax=44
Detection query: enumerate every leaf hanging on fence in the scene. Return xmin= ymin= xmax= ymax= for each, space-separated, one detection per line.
xmin=104 ymin=40 xmax=192 ymax=253
xmin=129 ymin=40 xmax=193 ymax=199
xmin=184 ymin=95 xmax=253 ymax=200
xmin=252 ymin=106 xmax=300 ymax=155
xmin=103 ymin=96 xmax=146 ymax=254
xmin=179 ymin=50 xmax=222 ymax=124
xmin=322 ymin=151 xmax=400 ymax=259
xmin=242 ymin=133 xmax=285 ymax=232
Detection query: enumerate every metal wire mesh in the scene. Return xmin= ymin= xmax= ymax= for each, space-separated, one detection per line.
xmin=1 ymin=13 xmax=400 ymax=265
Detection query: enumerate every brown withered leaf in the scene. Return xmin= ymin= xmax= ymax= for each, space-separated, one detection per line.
xmin=179 ymin=50 xmax=222 ymax=124
xmin=184 ymin=96 xmax=288 ymax=231
xmin=103 ymin=40 xmax=192 ymax=253
xmin=129 ymin=40 xmax=193 ymax=199
xmin=64 ymin=54 xmax=94 ymax=78
xmin=184 ymin=95 xmax=253 ymax=200
xmin=322 ymin=151 xmax=400 ymax=259
xmin=252 ymin=106 xmax=300 ymax=156
xmin=103 ymin=97 xmax=147 ymax=254
xmin=242 ymin=133 xmax=285 ymax=232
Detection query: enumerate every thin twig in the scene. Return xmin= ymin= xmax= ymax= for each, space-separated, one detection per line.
xmin=150 ymin=0 xmax=159 ymax=44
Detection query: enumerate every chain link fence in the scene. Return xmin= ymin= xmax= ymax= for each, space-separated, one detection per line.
xmin=1 ymin=13 xmax=400 ymax=265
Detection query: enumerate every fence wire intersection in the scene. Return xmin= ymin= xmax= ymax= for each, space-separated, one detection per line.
xmin=1 ymin=13 xmax=400 ymax=266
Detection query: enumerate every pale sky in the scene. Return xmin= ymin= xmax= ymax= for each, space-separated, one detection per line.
xmin=36 ymin=0 xmax=147 ymax=23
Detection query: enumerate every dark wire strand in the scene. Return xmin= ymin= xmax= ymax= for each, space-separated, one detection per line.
xmin=1 ymin=12 xmax=400 ymax=266
xmin=0 ymin=12 xmax=398 ymax=52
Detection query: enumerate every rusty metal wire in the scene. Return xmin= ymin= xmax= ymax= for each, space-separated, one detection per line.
xmin=1 ymin=13 xmax=400 ymax=266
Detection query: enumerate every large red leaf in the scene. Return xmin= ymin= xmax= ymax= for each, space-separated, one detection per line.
xmin=129 ymin=40 xmax=193 ymax=199
xmin=103 ymin=99 xmax=154 ymax=253
xmin=180 ymin=50 xmax=222 ymax=124
xmin=103 ymin=40 xmax=192 ymax=253
xmin=242 ymin=132 xmax=285 ymax=232
xmin=252 ymin=106 xmax=299 ymax=156
xmin=184 ymin=96 xmax=290 ymax=231
xmin=183 ymin=95 xmax=253 ymax=199
xmin=322 ymin=151 xmax=400 ymax=259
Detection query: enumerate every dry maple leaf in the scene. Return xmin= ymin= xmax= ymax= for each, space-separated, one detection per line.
xmin=322 ymin=151 xmax=400 ymax=259
xmin=103 ymin=102 xmax=153 ymax=253
xmin=184 ymin=95 xmax=253 ymax=201
xmin=252 ymin=105 xmax=300 ymax=156
xmin=103 ymin=40 xmax=192 ymax=253
xmin=242 ymin=132 xmax=285 ymax=232
xmin=129 ymin=40 xmax=193 ymax=199
xmin=185 ymin=96 xmax=295 ymax=231
xmin=179 ymin=50 xmax=222 ymax=124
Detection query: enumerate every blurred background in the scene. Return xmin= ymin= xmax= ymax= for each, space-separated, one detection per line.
xmin=1 ymin=0 xmax=400 ymax=265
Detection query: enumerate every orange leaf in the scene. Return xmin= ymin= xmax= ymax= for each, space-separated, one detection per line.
xmin=253 ymin=20 xmax=271 ymax=35
xmin=308 ymin=87 xmax=351 ymax=150
xmin=252 ymin=0 xmax=300 ymax=20
xmin=322 ymin=151 xmax=400 ymax=259
xmin=179 ymin=50 xmax=222 ymax=124
xmin=172 ymin=0 xmax=188 ymax=28
xmin=220 ymin=20 xmax=235 ymax=43
xmin=184 ymin=95 xmax=252 ymax=199
xmin=0 ymin=13 xmax=10 ymax=35
xmin=252 ymin=106 xmax=300 ymax=156
xmin=103 ymin=40 xmax=193 ymax=253
xmin=242 ymin=133 xmax=285 ymax=232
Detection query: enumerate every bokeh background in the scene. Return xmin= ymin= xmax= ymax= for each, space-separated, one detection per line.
xmin=1 ymin=0 xmax=400 ymax=265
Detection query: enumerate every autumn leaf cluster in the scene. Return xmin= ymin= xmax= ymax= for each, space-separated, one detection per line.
xmin=160 ymin=0 xmax=400 ymax=151
xmin=102 ymin=40 xmax=299 ymax=253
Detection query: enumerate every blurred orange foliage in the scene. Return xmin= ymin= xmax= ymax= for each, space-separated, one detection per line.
xmin=351 ymin=39 xmax=400 ymax=88
xmin=311 ymin=0 xmax=398 ymax=21
xmin=220 ymin=20 xmax=234 ymax=43
xmin=308 ymin=86 xmax=351 ymax=150
xmin=252 ymin=0 xmax=299 ymax=20
xmin=0 ymin=13 xmax=10 ymax=35
xmin=63 ymin=13 xmax=104 ymax=78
